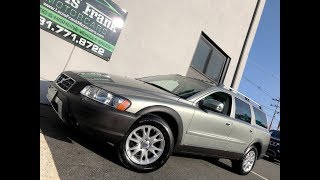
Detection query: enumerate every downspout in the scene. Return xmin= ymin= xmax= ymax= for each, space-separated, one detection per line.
xmin=231 ymin=0 xmax=261 ymax=88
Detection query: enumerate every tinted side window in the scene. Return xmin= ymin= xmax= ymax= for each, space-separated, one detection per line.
xmin=202 ymin=92 xmax=232 ymax=116
xmin=235 ymin=98 xmax=252 ymax=123
xmin=253 ymin=107 xmax=268 ymax=129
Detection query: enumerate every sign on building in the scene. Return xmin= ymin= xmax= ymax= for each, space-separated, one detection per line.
xmin=40 ymin=0 xmax=127 ymax=61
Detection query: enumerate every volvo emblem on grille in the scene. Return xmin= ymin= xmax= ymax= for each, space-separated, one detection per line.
xmin=57 ymin=77 xmax=68 ymax=84
xmin=56 ymin=74 xmax=75 ymax=91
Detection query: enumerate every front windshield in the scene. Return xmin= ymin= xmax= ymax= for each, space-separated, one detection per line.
xmin=270 ymin=130 xmax=280 ymax=139
xmin=138 ymin=75 xmax=213 ymax=99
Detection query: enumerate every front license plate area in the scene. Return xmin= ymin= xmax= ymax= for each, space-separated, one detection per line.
xmin=47 ymin=85 xmax=58 ymax=102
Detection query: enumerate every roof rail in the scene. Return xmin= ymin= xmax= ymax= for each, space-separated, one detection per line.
xmin=219 ymin=84 xmax=262 ymax=110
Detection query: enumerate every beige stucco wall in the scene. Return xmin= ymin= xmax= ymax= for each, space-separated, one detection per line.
xmin=40 ymin=0 xmax=265 ymax=90
xmin=229 ymin=0 xmax=265 ymax=89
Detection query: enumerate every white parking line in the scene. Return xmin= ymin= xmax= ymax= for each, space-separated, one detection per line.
xmin=251 ymin=171 xmax=269 ymax=180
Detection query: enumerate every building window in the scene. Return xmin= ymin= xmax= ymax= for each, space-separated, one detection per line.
xmin=189 ymin=32 xmax=230 ymax=84
xmin=234 ymin=98 xmax=252 ymax=123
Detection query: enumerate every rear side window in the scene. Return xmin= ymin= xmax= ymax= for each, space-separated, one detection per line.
xmin=235 ymin=98 xmax=252 ymax=123
xmin=253 ymin=107 xmax=268 ymax=129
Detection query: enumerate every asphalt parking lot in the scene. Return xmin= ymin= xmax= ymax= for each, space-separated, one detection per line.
xmin=40 ymin=104 xmax=280 ymax=180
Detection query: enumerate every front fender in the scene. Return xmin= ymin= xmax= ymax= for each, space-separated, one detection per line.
xmin=136 ymin=105 xmax=183 ymax=146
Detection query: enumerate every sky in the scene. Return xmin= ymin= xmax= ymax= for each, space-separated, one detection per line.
xmin=238 ymin=0 xmax=280 ymax=130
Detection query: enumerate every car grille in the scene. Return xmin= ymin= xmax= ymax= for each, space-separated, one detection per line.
xmin=269 ymin=140 xmax=280 ymax=147
xmin=56 ymin=73 xmax=75 ymax=91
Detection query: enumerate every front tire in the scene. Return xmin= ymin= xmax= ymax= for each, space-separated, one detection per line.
xmin=232 ymin=147 xmax=258 ymax=175
xmin=117 ymin=115 xmax=174 ymax=172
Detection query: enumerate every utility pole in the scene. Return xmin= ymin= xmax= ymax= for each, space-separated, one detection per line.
xmin=269 ymin=97 xmax=280 ymax=130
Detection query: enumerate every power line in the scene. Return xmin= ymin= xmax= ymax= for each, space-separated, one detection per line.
xmin=266 ymin=114 xmax=279 ymax=122
xmin=247 ymin=60 xmax=280 ymax=80
xmin=241 ymin=76 xmax=279 ymax=113
xmin=267 ymin=112 xmax=280 ymax=119
xmin=242 ymin=76 xmax=275 ymax=99
xmin=269 ymin=98 xmax=280 ymax=130
xmin=261 ymin=104 xmax=274 ymax=111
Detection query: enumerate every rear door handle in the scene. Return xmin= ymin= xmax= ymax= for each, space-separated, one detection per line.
xmin=226 ymin=122 xmax=231 ymax=126
xmin=250 ymin=130 xmax=253 ymax=133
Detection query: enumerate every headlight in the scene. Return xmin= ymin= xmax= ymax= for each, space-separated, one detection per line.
xmin=80 ymin=85 xmax=131 ymax=111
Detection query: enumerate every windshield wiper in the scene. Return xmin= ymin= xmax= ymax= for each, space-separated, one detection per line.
xmin=177 ymin=89 xmax=195 ymax=95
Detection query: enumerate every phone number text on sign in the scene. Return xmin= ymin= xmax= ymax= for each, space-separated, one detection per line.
xmin=40 ymin=16 xmax=105 ymax=56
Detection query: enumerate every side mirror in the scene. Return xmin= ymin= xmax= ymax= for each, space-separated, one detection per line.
xmin=199 ymin=99 xmax=224 ymax=113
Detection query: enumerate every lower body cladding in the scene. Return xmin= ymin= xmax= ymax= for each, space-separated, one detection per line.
xmin=47 ymin=83 xmax=138 ymax=144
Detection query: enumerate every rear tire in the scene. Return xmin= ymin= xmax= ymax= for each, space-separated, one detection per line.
xmin=117 ymin=115 xmax=174 ymax=172
xmin=232 ymin=147 xmax=258 ymax=175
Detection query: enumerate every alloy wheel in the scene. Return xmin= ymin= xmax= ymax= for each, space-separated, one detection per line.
xmin=125 ymin=125 xmax=165 ymax=165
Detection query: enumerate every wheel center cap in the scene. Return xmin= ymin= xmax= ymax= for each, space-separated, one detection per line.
xmin=142 ymin=140 xmax=150 ymax=149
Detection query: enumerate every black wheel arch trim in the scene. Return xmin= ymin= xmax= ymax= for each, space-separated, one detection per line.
xmin=135 ymin=105 xmax=183 ymax=147
xmin=244 ymin=139 xmax=264 ymax=159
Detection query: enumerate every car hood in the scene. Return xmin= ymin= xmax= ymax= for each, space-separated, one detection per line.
xmin=270 ymin=136 xmax=280 ymax=143
xmin=76 ymin=72 xmax=180 ymax=101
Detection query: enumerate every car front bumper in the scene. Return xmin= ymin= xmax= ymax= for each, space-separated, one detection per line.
xmin=266 ymin=145 xmax=280 ymax=159
xmin=47 ymin=82 xmax=138 ymax=144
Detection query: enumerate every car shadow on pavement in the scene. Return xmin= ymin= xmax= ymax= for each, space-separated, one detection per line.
xmin=206 ymin=158 xmax=234 ymax=173
xmin=40 ymin=104 xmax=126 ymax=175
xmin=172 ymin=152 xmax=235 ymax=173
xmin=263 ymin=156 xmax=280 ymax=166
xmin=40 ymin=105 xmax=72 ymax=143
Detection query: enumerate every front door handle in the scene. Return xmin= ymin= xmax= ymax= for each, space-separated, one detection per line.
xmin=250 ymin=129 xmax=253 ymax=133
xmin=226 ymin=122 xmax=231 ymax=126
